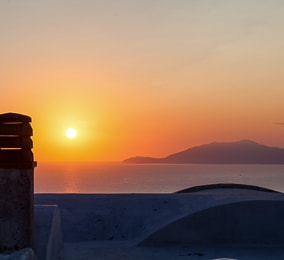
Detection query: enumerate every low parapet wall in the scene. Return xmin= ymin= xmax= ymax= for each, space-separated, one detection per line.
xmin=34 ymin=189 xmax=284 ymax=247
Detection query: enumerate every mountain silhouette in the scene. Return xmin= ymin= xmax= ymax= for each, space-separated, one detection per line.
xmin=123 ymin=140 xmax=284 ymax=164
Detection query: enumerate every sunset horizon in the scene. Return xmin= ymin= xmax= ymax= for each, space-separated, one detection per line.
xmin=1 ymin=1 xmax=284 ymax=162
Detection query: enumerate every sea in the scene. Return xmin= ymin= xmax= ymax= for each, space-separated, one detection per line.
xmin=34 ymin=162 xmax=284 ymax=193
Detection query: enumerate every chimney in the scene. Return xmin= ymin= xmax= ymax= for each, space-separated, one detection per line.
xmin=0 ymin=113 xmax=36 ymax=253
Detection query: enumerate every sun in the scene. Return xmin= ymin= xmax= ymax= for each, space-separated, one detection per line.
xmin=66 ymin=128 xmax=77 ymax=139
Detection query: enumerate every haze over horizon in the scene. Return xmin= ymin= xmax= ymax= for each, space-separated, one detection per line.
xmin=1 ymin=1 xmax=284 ymax=162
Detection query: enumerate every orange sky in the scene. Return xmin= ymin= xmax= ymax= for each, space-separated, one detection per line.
xmin=1 ymin=1 xmax=284 ymax=162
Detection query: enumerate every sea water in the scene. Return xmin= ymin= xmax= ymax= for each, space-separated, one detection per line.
xmin=34 ymin=162 xmax=284 ymax=193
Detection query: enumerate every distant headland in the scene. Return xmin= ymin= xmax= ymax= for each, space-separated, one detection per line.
xmin=123 ymin=140 xmax=284 ymax=164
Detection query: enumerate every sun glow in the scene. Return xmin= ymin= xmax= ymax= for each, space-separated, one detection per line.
xmin=66 ymin=128 xmax=77 ymax=139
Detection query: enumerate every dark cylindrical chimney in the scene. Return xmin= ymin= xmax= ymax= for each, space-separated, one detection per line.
xmin=0 ymin=113 xmax=35 ymax=253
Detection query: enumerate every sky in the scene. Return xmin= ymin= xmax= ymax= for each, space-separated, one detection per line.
xmin=1 ymin=0 xmax=284 ymax=162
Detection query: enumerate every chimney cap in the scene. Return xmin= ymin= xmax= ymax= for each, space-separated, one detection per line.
xmin=0 ymin=113 xmax=31 ymax=123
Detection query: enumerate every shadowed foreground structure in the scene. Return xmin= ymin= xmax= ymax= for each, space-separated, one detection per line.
xmin=32 ymin=184 xmax=284 ymax=260
xmin=1 ymin=183 xmax=284 ymax=259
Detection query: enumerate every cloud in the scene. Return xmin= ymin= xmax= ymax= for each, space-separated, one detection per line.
xmin=274 ymin=122 xmax=284 ymax=126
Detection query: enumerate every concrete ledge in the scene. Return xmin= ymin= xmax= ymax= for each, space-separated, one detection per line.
xmin=34 ymin=205 xmax=63 ymax=260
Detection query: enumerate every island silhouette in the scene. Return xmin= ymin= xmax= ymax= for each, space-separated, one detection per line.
xmin=123 ymin=140 xmax=284 ymax=164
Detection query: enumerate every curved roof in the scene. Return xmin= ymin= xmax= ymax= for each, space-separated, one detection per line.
xmin=175 ymin=183 xmax=279 ymax=193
